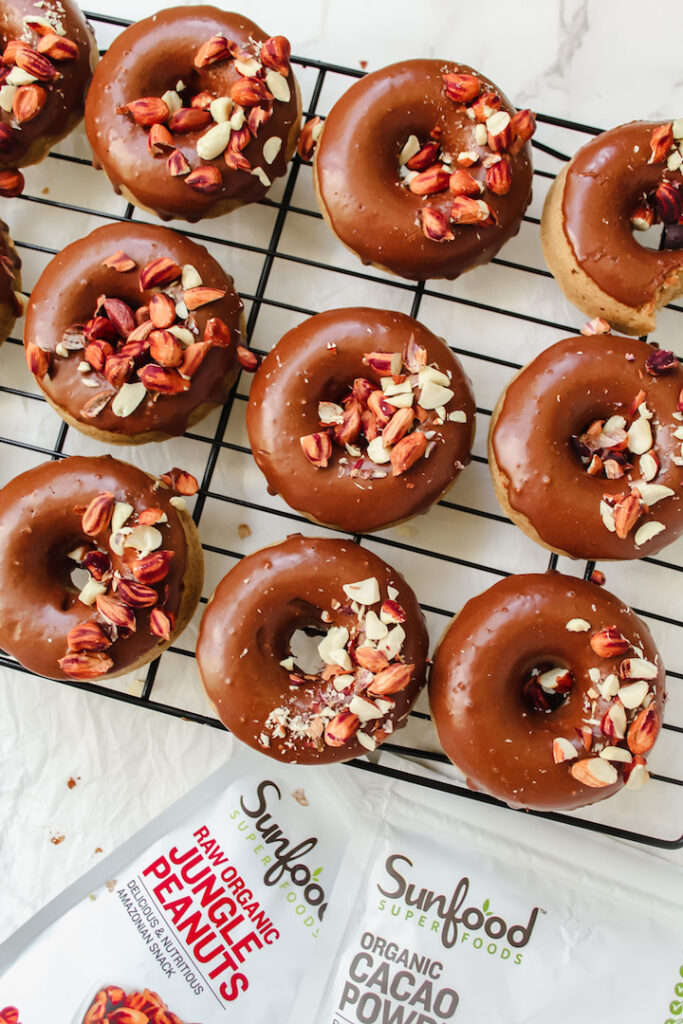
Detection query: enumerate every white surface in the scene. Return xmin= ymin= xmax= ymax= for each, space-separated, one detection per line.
xmin=2 ymin=0 xmax=683 ymax=946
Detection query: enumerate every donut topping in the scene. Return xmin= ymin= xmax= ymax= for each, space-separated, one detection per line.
xmin=395 ymin=73 xmax=536 ymax=243
xmin=38 ymin=252 xmax=232 ymax=420
xmin=118 ymin=32 xmax=292 ymax=194
xmin=570 ymin=351 xmax=682 ymax=545
xmin=57 ymin=480 xmax=188 ymax=678
xmin=0 ymin=14 xmax=81 ymax=185
xmin=299 ymin=341 xmax=467 ymax=479
xmin=259 ymin=577 xmax=412 ymax=754
xmin=552 ymin=623 xmax=659 ymax=790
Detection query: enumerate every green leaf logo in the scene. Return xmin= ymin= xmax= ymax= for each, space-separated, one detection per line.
xmin=312 ymin=867 xmax=322 ymax=878
xmin=483 ymin=898 xmax=492 ymax=915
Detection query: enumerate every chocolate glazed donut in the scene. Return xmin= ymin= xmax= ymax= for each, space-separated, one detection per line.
xmin=85 ymin=6 xmax=301 ymax=222
xmin=488 ymin=335 xmax=683 ymax=560
xmin=246 ymin=308 xmax=476 ymax=534
xmin=0 ymin=218 xmax=22 ymax=342
xmin=0 ymin=0 xmax=97 ymax=181
xmin=0 ymin=455 xmax=203 ymax=681
xmin=313 ymin=60 xmax=535 ymax=280
xmin=541 ymin=121 xmax=683 ymax=336
xmin=24 ymin=221 xmax=244 ymax=444
xmin=197 ymin=535 xmax=429 ymax=765
xmin=429 ymin=573 xmax=665 ymax=812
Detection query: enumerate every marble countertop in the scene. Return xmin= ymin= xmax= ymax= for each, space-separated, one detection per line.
xmin=1 ymin=0 xmax=682 ymax=946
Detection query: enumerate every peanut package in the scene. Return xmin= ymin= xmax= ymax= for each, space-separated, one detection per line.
xmin=0 ymin=741 xmax=359 ymax=1023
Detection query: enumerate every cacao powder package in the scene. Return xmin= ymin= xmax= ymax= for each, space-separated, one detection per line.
xmin=289 ymin=778 xmax=683 ymax=1024
xmin=0 ymin=741 xmax=361 ymax=1023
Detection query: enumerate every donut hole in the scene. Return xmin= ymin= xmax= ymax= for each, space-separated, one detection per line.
xmin=631 ymin=220 xmax=665 ymax=252
xmin=69 ymin=565 xmax=91 ymax=593
xmin=288 ymin=625 xmax=326 ymax=675
xmin=521 ymin=661 xmax=574 ymax=713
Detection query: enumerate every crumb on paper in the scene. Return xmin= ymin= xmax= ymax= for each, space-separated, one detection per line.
xmin=42 ymin=186 xmax=49 ymax=195
xmin=88 ymin=894 xmax=96 ymax=902
xmin=50 ymin=833 xmax=65 ymax=845
xmin=94 ymin=846 xmax=103 ymax=855
xmin=238 ymin=523 xmax=251 ymax=539
xmin=359 ymin=59 xmax=368 ymax=69
xmin=105 ymin=879 xmax=117 ymax=893
xmin=292 ymin=788 xmax=309 ymax=806
xmin=67 ymin=775 xmax=81 ymax=789
xmin=126 ymin=678 xmax=145 ymax=697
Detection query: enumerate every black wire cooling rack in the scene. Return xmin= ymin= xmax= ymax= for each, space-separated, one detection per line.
xmin=1 ymin=10 xmax=681 ymax=851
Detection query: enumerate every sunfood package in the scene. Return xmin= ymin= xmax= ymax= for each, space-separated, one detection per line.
xmin=0 ymin=741 xmax=359 ymax=1022
xmin=290 ymin=785 xmax=683 ymax=1024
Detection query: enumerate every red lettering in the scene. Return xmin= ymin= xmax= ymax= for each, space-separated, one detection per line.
xmin=208 ymin=949 xmax=238 ymax=979
xmin=142 ymin=854 xmax=170 ymax=880
xmin=220 ymin=972 xmax=249 ymax=1002
xmin=163 ymin=895 xmax=192 ymax=923
xmin=153 ymin=875 xmax=181 ymax=903
xmin=232 ymin=930 xmax=263 ymax=963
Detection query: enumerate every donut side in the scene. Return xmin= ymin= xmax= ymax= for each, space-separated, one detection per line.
xmin=0 ymin=220 xmax=22 ymax=344
xmin=0 ymin=0 xmax=99 ymax=172
xmin=541 ymin=166 xmax=659 ymax=336
xmin=429 ymin=572 xmax=665 ymax=811
xmin=196 ymin=535 xmax=429 ymax=765
xmin=313 ymin=59 xmax=535 ymax=281
xmin=246 ymin=307 xmax=476 ymax=533
xmin=0 ymin=455 xmax=204 ymax=681
xmin=541 ymin=122 xmax=683 ymax=336
xmin=23 ymin=221 xmax=244 ymax=443
xmin=84 ymin=7 xmax=302 ymax=222
xmin=487 ymin=334 xmax=683 ymax=560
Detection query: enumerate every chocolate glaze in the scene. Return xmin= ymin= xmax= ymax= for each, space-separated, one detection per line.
xmin=490 ymin=335 xmax=683 ymax=559
xmin=0 ymin=0 xmax=96 ymax=168
xmin=314 ymin=59 xmax=533 ymax=281
xmin=246 ymin=308 xmax=476 ymax=533
xmin=84 ymin=6 xmax=300 ymax=222
xmin=429 ymin=572 xmax=665 ymax=811
xmin=24 ymin=221 xmax=243 ymax=439
xmin=562 ymin=121 xmax=683 ymax=308
xmin=197 ymin=535 xmax=429 ymax=765
xmin=0 ymin=455 xmax=190 ymax=680
xmin=0 ymin=217 xmax=22 ymax=318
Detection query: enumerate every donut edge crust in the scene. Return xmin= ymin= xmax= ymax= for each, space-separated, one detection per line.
xmin=540 ymin=163 xmax=683 ymax=336
xmin=10 ymin=29 xmax=100 ymax=171
xmin=0 ymin=222 xmax=22 ymax=346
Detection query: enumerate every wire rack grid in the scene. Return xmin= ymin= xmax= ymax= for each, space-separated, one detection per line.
xmin=1 ymin=10 xmax=681 ymax=851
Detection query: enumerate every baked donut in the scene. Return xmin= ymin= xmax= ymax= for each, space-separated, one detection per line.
xmin=0 ymin=217 xmax=22 ymax=342
xmin=246 ymin=308 xmax=476 ymax=533
xmin=0 ymin=0 xmax=97 ymax=192
xmin=541 ymin=120 xmax=683 ymax=336
xmin=197 ymin=535 xmax=429 ymax=764
xmin=488 ymin=334 xmax=683 ymax=560
xmin=85 ymin=6 xmax=301 ymax=222
xmin=313 ymin=60 xmax=536 ymax=280
xmin=23 ymin=221 xmax=244 ymax=444
xmin=429 ymin=572 xmax=665 ymax=811
xmin=0 ymin=455 xmax=203 ymax=681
